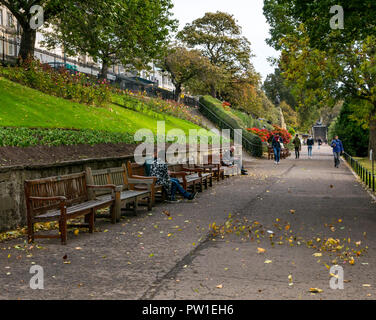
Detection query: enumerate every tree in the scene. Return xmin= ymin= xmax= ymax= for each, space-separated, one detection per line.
xmin=264 ymin=0 xmax=376 ymax=153
xmin=263 ymin=68 xmax=297 ymax=109
xmin=0 ymin=0 xmax=65 ymax=62
xmin=329 ymin=99 xmax=369 ymax=157
xmin=280 ymin=101 xmax=297 ymax=128
xmin=42 ymin=0 xmax=176 ymax=78
xmin=177 ymin=11 xmax=254 ymax=97
xmin=159 ymin=47 xmax=212 ymax=101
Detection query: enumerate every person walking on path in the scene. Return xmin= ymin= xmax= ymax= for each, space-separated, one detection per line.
xmin=307 ymin=136 xmax=314 ymax=158
xmin=292 ymin=134 xmax=301 ymax=159
xmin=331 ymin=136 xmax=345 ymax=168
xmin=272 ymin=135 xmax=283 ymax=165
xmin=318 ymin=138 xmax=322 ymax=150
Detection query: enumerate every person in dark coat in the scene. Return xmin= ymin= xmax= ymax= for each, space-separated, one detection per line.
xmin=307 ymin=136 xmax=314 ymax=158
xmin=272 ymin=135 xmax=283 ymax=165
xmin=292 ymin=134 xmax=301 ymax=159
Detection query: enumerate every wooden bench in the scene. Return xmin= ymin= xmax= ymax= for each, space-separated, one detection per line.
xmin=24 ymin=172 xmax=117 ymax=245
xmin=168 ymin=163 xmax=206 ymax=193
xmin=268 ymin=146 xmax=291 ymax=160
xmin=197 ymin=153 xmax=225 ymax=182
xmin=126 ymin=161 xmax=167 ymax=204
xmin=86 ymin=165 xmax=152 ymax=221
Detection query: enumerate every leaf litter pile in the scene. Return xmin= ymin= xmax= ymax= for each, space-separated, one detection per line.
xmin=209 ymin=212 xmax=370 ymax=294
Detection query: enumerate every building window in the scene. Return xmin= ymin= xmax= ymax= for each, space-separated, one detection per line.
xmin=0 ymin=9 xmax=3 ymax=26
xmin=8 ymin=38 xmax=14 ymax=56
xmin=7 ymin=12 xmax=13 ymax=28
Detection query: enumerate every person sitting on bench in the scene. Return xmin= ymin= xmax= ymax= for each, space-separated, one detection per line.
xmin=149 ymin=150 xmax=197 ymax=203
xmin=222 ymin=146 xmax=248 ymax=175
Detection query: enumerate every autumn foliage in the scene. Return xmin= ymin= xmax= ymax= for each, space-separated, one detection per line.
xmin=247 ymin=125 xmax=292 ymax=144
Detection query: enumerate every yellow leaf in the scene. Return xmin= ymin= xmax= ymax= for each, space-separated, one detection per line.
xmin=216 ymin=284 xmax=223 ymax=289
xmin=264 ymin=260 xmax=273 ymax=264
xmin=257 ymin=248 xmax=266 ymax=254
xmin=309 ymin=288 xmax=323 ymax=293
xmin=313 ymin=253 xmax=322 ymax=257
xmin=74 ymin=229 xmax=79 ymax=236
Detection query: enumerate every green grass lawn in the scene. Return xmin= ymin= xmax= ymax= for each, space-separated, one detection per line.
xmin=354 ymin=157 xmax=376 ymax=173
xmin=0 ymin=77 xmax=211 ymax=137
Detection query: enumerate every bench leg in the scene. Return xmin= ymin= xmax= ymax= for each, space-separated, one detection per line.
xmin=147 ymin=195 xmax=152 ymax=211
xmin=89 ymin=209 xmax=95 ymax=234
xmin=133 ymin=199 xmax=139 ymax=215
xmin=151 ymin=189 xmax=156 ymax=206
xmin=59 ymin=217 xmax=67 ymax=245
xmin=27 ymin=219 xmax=34 ymax=244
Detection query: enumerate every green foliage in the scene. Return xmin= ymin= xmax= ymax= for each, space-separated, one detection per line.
xmin=0 ymin=127 xmax=133 ymax=147
xmin=288 ymin=127 xmax=296 ymax=137
xmin=158 ymin=47 xmax=213 ymax=100
xmin=199 ymin=96 xmax=262 ymax=157
xmin=329 ymin=100 xmax=369 ymax=157
xmin=42 ymin=0 xmax=177 ymax=77
xmin=121 ymin=91 xmax=204 ymax=126
xmin=263 ymin=68 xmax=297 ymax=108
xmin=264 ymin=0 xmax=376 ymax=152
xmin=178 ymin=11 xmax=254 ymax=97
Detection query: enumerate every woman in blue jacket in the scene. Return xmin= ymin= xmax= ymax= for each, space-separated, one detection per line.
xmin=331 ymin=136 xmax=344 ymax=168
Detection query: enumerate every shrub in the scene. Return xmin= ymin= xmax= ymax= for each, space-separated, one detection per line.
xmin=121 ymin=91 xmax=203 ymax=126
xmin=199 ymin=96 xmax=262 ymax=157
xmin=329 ymin=100 xmax=369 ymax=157
xmin=0 ymin=127 xmax=133 ymax=147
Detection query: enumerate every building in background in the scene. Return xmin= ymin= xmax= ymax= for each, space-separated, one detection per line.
xmin=0 ymin=5 xmax=175 ymax=92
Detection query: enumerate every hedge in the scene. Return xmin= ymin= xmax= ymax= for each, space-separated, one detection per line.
xmin=199 ymin=96 xmax=263 ymax=157
xmin=0 ymin=127 xmax=134 ymax=147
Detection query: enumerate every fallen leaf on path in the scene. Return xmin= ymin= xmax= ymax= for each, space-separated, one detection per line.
xmin=309 ymin=288 xmax=323 ymax=293
xmin=313 ymin=253 xmax=322 ymax=257
xmin=216 ymin=284 xmax=223 ymax=289
xmin=264 ymin=260 xmax=272 ymax=264
xmin=257 ymin=248 xmax=266 ymax=254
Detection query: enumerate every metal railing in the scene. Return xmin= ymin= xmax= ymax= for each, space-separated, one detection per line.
xmin=343 ymin=152 xmax=375 ymax=193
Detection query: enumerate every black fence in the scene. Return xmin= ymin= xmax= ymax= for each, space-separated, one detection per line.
xmin=343 ymin=152 xmax=375 ymax=193
xmin=0 ymin=36 xmax=199 ymax=107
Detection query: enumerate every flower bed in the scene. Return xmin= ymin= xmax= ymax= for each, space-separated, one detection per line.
xmin=247 ymin=125 xmax=292 ymax=144
xmin=0 ymin=59 xmax=111 ymax=107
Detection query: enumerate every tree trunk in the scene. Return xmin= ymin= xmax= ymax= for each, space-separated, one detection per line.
xmin=369 ymin=110 xmax=376 ymax=157
xmin=18 ymin=27 xmax=36 ymax=64
xmin=210 ymin=84 xmax=217 ymax=98
xmin=99 ymin=60 xmax=109 ymax=80
xmin=175 ymin=84 xmax=182 ymax=102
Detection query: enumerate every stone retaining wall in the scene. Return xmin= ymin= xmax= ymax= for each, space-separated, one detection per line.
xmin=0 ymin=155 xmax=133 ymax=232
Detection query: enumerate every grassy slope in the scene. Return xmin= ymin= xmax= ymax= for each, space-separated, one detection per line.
xmin=0 ymin=77 xmax=210 ymax=136
xmin=354 ymin=157 xmax=375 ymax=172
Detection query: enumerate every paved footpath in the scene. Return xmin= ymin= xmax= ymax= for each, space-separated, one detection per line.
xmin=1 ymin=146 xmax=375 ymax=300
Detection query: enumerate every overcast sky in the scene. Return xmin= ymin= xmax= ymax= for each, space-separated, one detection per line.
xmin=171 ymin=0 xmax=280 ymax=82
